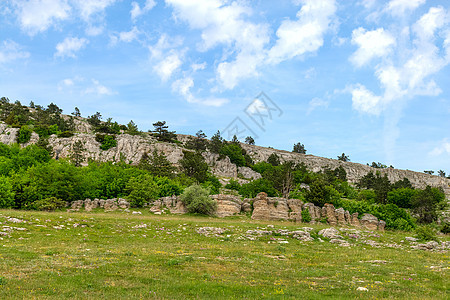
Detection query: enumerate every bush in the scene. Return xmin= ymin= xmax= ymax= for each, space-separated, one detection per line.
xmin=126 ymin=175 xmax=160 ymax=207
xmin=301 ymin=209 xmax=311 ymax=223
xmin=225 ymin=179 xmax=241 ymax=191
xmin=0 ymin=176 xmax=14 ymax=208
xmin=32 ymin=197 xmax=66 ymax=211
xmin=95 ymin=134 xmax=117 ymax=150
xmin=305 ymin=178 xmax=340 ymax=206
xmin=57 ymin=131 xmax=74 ymax=138
xmin=387 ymin=188 xmax=416 ymax=208
xmin=179 ymin=184 xmax=217 ymax=216
xmin=415 ymin=225 xmax=438 ymax=241
xmin=220 ymin=144 xmax=246 ymax=167
xmin=239 ymin=178 xmax=277 ymax=198
xmin=17 ymin=125 xmax=33 ymax=144
xmin=440 ymin=222 xmax=450 ymax=234
xmin=392 ymin=218 xmax=414 ymax=231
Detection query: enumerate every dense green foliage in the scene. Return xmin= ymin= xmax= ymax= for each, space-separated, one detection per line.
xmin=179 ymin=184 xmax=217 ymax=215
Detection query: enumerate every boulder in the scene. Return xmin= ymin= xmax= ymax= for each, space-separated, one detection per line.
xmin=360 ymin=214 xmax=379 ymax=231
xmin=118 ymin=198 xmax=130 ymax=209
xmin=318 ymin=227 xmax=342 ymax=239
xmin=251 ymin=192 xmax=289 ymax=221
xmin=104 ymin=199 xmax=118 ymax=212
xmin=213 ymin=194 xmax=242 ymax=217
xmin=324 ymin=203 xmax=337 ymax=226
xmin=351 ymin=212 xmax=360 ymax=227
xmin=377 ymin=220 xmax=386 ymax=231
xmin=335 ymin=207 xmax=346 ymax=225
xmin=242 ymin=199 xmax=252 ymax=213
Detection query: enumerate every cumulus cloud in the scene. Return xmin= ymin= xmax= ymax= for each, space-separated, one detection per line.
xmin=83 ymin=79 xmax=115 ymax=96
xmin=110 ymin=27 xmax=140 ymax=45
xmin=72 ymin=0 xmax=116 ymax=21
xmin=430 ymin=139 xmax=450 ymax=156
xmin=0 ymin=40 xmax=30 ymax=64
xmin=350 ymin=27 xmax=396 ymax=67
xmin=385 ymin=0 xmax=426 ymax=16
xmin=13 ymin=0 xmax=71 ymax=35
xmin=350 ymin=84 xmax=382 ymax=115
xmin=268 ymin=0 xmax=337 ymax=64
xmin=172 ymin=76 xmax=228 ymax=106
xmin=166 ymin=0 xmax=270 ymax=89
xmin=131 ymin=0 xmax=156 ymax=21
xmin=55 ymin=37 xmax=88 ymax=58
xmin=154 ymin=52 xmax=183 ymax=82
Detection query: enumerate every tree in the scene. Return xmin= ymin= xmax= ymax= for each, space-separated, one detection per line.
xmin=87 ymin=112 xmax=102 ymax=127
xmin=337 ymin=153 xmax=350 ymax=162
xmin=179 ymin=151 xmax=209 ymax=182
xmin=72 ymin=107 xmax=81 ymax=117
xmin=126 ymin=174 xmax=160 ymax=207
xmin=186 ymin=130 xmax=208 ymax=151
xmin=438 ymin=170 xmax=446 ymax=177
xmin=138 ymin=150 xmax=175 ymax=178
xmin=220 ymin=143 xmax=246 ymax=167
xmin=424 ymin=170 xmax=434 ymax=175
xmin=179 ymin=184 xmax=216 ymax=216
xmin=0 ymin=176 xmax=14 ymax=208
xmin=411 ymin=186 xmax=444 ymax=223
xmin=369 ymin=162 xmax=387 ymax=169
xmin=267 ymin=152 xmax=280 ymax=166
xmin=209 ymin=130 xmax=223 ymax=153
xmin=151 ymin=121 xmax=177 ymax=142
xmin=245 ymin=136 xmax=255 ymax=145
xmin=231 ymin=135 xmax=239 ymax=144
xmin=127 ymin=120 xmax=140 ymax=135
xmin=293 ymin=142 xmax=306 ymax=154
xmin=70 ymin=140 xmax=85 ymax=167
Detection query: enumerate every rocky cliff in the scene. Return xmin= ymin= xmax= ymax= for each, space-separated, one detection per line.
xmin=1 ymin=119 xmax=449 ymax=198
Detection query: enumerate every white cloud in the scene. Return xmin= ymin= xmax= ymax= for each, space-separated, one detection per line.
xmin=430 ymin=139 xmax=450 ymax=156
xmin=268 ymin=0 xmax=337 ymax=64
xmin=131 ymin=0 xmax=156 ymax=21
xmin=13 ymin=0 xmax=71 ymax=35
xmin=72 ymin=0 xmax=116 ymax=21
xmin=166 ymin=0 xmax=270 ymax=89
xmin=110 ymin=27 xmax=140 ymax=45
xmin=191 ymin=62 xmax=207 ymax=72
xmin=307 ymin=97 xmax=329 ymax=114
xmin=84 ymin=79 xmax=115 ymax=96
xmin=386 ymin=0 xmax=426 ymax=17
xmin=350 ymin=84 xmax=382 ymax=115
xmin=0 ymin=40 xmax=30 ymax=64
xmin=350 ymin=27 xmax=396 ymax=67
xmin=172 ymin=76 xmax=228 ymax=106
xmin=55 ymin=37 xmax=88 ymax=58
xmin=154 ymin=52 xmax=183 ymax=81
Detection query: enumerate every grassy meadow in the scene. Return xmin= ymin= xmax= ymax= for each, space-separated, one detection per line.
xmin=0 ymin=209 xmax=448 ymax=299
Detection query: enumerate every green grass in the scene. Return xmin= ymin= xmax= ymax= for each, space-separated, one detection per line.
xmin=0 ymin=209 xmax=448 ymax=299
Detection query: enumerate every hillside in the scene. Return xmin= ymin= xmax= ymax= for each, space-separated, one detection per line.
xmin=0 ymin=112 xmax=449 ymax=199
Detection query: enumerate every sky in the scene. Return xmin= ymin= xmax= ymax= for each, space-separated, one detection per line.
xmin=0 ymin=0 xmax=449 ymax=174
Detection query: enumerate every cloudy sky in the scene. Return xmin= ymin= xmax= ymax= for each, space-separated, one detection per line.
xmin=1 ymin=0 xmax=449 ymax=173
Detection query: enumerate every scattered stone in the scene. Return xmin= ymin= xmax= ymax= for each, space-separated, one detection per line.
xmin=197 ymin=227 xmax=225 ymax=237
xmin=405 ymin=237 xmax=418 ymax=242
xmin=7 ymin=217 xmax=24 ymax=223
xmin=361 ymin=214 xmax=379 ymax=231
xmin=357 ymin=287 xmax=368 ymax=291
xmin=318 ymin=227 xmax=342 ymax=239
xmin=132 ymin=211 xmax=142 ymax=215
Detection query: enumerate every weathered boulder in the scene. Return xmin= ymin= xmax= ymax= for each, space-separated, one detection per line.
xmin=344 ymin=210 xmax=351 ymax=224
xmin=104 ymin=199 xmax=118 ymax=212
xmin=324 ymin=203 xmax=337 ymax=225
xmin=118 ymin=198 xmax=130 ymax=209
xmin=242 ymin=198 xmax=252 ymax=212
xmin=351 ymin=212 xmax=360 ymax=227
xmin=335 ymin=207 xmax=346 ymax=225
xmin=318 ymin=227 xmax=342 ymax=239
xmin=212 ymin=194 xmax=242 ymax=217
xmin=237 ymin=166 xmax=262 ymax=180
xmin=360 ymin=214 xmax=379 ymax=231
xmin=251 ymin=192 xmax=289 ymax=221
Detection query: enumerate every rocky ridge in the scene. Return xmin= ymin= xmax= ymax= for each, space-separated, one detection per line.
xmin=0 ymin=119 xmax=449 ymax=198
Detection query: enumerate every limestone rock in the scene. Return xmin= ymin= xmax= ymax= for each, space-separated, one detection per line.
xmin=242 ymin=199 xmax=252 ymax=212
xmin=351 ymin=212 xmax=360 ymax=227
xmin=335 ymin=207 xmax=346 ymax=225
xmin=324 ymin=203 xmax=337 ymax=226
xmin=212 ymin=194 xmax=242 ymax=217
xmin=377 ymin=220 xmax=386 ymax=231
xmin=237 ymin=166 xmax=262 ymax=180
xmin=318 ymin=227 xmax=342 ymax=239
xmin=251 ymin=192 xmax=289 ymax=221
xmin=361 ymin=214 xmax=379 ymax=231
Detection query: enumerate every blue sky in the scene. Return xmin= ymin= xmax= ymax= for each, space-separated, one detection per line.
xmin=1 ymin=0 xmax=449 ymax=174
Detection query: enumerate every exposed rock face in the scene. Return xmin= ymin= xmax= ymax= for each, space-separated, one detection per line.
xmin=251 ymin=193 xmax=290 ymax=221
xmin=318 ymin=227 xmax=342 ymax=239
xmin=351 ymin=213 xmax=361 ymax=227
xmin=69 ymin=198 xmax=129 ymax=212
xmin=335 ymin=208 xmax=346 ymax=225
xmin=212 ymin=194 xmax=242 ymax=217
xmin=152 ymin=196 xmax=188 ymax=214
xmin=1 ymin=120 xmax=449 ymax=198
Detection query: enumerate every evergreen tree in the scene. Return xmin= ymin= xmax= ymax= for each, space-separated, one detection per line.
xmin=179 ymin=151 xmax=209 ymax=182
xmin=209 ymin=130 xmax=223 ymax=153
xmin=151 ymin=121 xmax=177 ymax=142
xmin=245 ymin=136 xmax=255 ymax=145
xmin=71 ymin=140 xmax=85 ymax=167
xmin=127 ymin=120 xmax=140 ymax=135
xmin=293 ymin=142 xmax=306 ymax=154
xmin=138 ymin=150 xmax=175 ymax=178
xmin=337 ymin=153 xmax=350 ymax=162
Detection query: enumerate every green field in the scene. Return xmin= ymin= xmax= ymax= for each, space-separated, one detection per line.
xmin=0 ymin=209 xmax=448 ymax=299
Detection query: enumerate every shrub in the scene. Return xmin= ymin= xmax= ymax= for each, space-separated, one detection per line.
xmin=440 ymin=222 xmax=450 ymax=234
xmin=220 ymin=143 xmax=246 ymax=167
xmin=392 ymin=218 xmax=414 ymax=231
xmin=225 ymin=179 xmax=241 ymax=191
xmin=126 ymin=175 xmax=160 ymax=207
xmin=305 ymin=178 xmax=340 ymax=207
xmin=32 ymin=197 xmax=66 ymax=211
xmin=0 ymin=176 xmax=14 ymax=208
xmin=95 ymin=134 xmax=117 ymax=150
xmin=387 ymin=188 xmax=416 ymax=208
xmin=415 ymin=225 xmax=438 ymax=241
xmin=301 ymin=209 xmax=311 ymax=223
xmin=179 ymin=184 xmax=217 ymax=216
xmin=17 ymin=125 xmax=32 ymax=144
xmin=239 ymin=178 xmax=277 ymax=198
xmin=57 ymin=131 xmax=74 ymax=138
